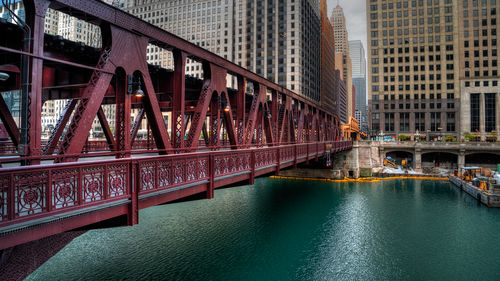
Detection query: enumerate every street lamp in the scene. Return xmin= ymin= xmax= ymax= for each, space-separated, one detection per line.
xmin=127 ymin=75 xmax=144 ymax=97
xmin=0 ymin=72 xmax=9 ymax=82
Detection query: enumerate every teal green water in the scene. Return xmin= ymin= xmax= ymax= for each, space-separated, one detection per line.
xmin=27 ymin=179 xmax=500 ymax=281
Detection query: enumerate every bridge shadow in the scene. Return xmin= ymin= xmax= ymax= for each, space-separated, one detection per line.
xmin=164 ymin=178 xmax=262 ymax=205
xmin=0 ymin=230 xmax=86 ymax=281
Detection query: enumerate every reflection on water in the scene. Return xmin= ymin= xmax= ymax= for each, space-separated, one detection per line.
xmin=27 ymin=178 xmax=500 ymax=281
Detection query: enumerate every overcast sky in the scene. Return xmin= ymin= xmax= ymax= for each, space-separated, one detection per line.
xmin=327 ymin=0 xmax=367 ymax=53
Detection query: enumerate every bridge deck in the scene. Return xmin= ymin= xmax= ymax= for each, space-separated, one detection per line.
xmin=0 ymin=141 xmax=352 ymax=249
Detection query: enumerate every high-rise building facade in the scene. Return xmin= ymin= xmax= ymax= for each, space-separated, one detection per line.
xmin=458 ymin=0 xmax=500 ymax=141
xmin=245 ymin=0 xmax=321 ymax=102
xmin=57 ymin=13 xmax=102 ymax=48
xmin=123 ymin=0 xmax=236 ymax=79
xmin=367 ymin=0 xmax=461 ymax=140
xmin=349 ymin=40 xmax=368 ymax=132
xmin=331 ymin=4 xmax=354 ymax=121
xmin=320 ymin=0 xmax=337 ymax=113
xmin=122 ymin=0 xmax=322 ymax=104
xmin=334 ymin=69 xmax=348 ymax=122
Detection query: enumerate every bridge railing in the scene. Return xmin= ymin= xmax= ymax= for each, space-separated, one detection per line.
xmin=0 ymin=141 xmax=352 ymax=228
xmin=0 ymin=159 xmax=132 ymax=226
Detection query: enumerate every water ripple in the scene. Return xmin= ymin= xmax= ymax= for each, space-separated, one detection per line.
xmin=26 ymin=179 xmax=500 ymax=281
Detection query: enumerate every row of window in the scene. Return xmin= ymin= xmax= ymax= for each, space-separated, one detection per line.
xmin=372 ymin=35 xmax=454 ymax=46
xmin=464 ymin=80 xmax=500 ymax=87
xmin=374 ymin=93 xmax=455 ymax=99
xmin=370 ymin=0 xmax=454 ymax=9
xmin=371 ymin=112 xmax=455 ymax=133
xmin=372 ymin=102 xmax=456 ymax=110
xmin=372 ymin=63 xmax=455 ymax=73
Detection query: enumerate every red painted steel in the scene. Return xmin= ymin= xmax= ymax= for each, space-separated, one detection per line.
xmin=0 ymin=0 xmax=353 ymax=249
xmin=0 ymin=94 xmax=20 ymax=147
xmin=0 ymin=141 xmax=352 ymax=249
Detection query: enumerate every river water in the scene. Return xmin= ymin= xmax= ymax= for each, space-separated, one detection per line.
xmin=26 ymin=178 xmax=500 ymax=280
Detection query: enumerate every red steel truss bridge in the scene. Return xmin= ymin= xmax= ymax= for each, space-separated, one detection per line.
xmin=0 ymin=0 xmax=352 ymax=249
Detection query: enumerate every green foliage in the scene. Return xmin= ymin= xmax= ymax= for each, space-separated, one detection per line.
xmin=444 ymin=135 xmax=457 ymax=142
xmin=398 ymin=134 xmax=408 ymax=141
xmin=464 ymin=133 xmax=480 ymax=142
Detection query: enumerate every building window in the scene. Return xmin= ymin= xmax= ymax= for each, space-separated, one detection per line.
xmin=430 ymin=112 xmax=441 ymax=132
xmin=470 ymin=93 xmax=480 ymax=132
xmin=399 ymin=113 xmax=410 ymax=132
xmin=485 ymin=93 xmax=497 ymax=132
xmin=385 ymin=113 xmax=395 ymax=132
xmin=415 ymin=112 xmax=425 ymax=132
xmin=447 ymin=113 xmax=456 ymax=132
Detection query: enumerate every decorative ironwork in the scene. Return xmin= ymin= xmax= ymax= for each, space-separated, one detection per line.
xmin=0 ymin=175 xmax=8 ymax=221
xmin=0 ymin=0 xmax=352 ymax=250
xmin=14 ymin=172 xmax=47 ymax=218
xmin=198 ymin=158 xmax=209 ymax=179
xmin=140 ymin=162 xmax=155 ymax=191
xmin=83 ymin=167 xmax=104 ymax=203
xmin=108 ymin=164 xmax=127 ymax=197
xmin=174 ymin=161 xmax=184 ymax=184
xmin=187 ymin=161 xmax=196 ymax=182
xmin=52 ymin=168 xmax=78 ymax=209
xmin=158 ymin=160 xmax=171 ymax=188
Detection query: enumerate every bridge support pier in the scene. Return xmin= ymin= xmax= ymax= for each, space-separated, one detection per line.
xmin=415 ymin=149 xmax=422 ymax=172
xmin=458 ymin=151 xmax=465 ymax=170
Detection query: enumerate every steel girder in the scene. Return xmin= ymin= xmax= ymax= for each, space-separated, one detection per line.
xmin=130 ymin=108 xmax=145 ymax=148
xmin=0 ymin=94 xmax=20 ymax=147
xmin=3 ymin=0 xmax=344 ymax=163
xmin=42 ymin=99 xmax=77 ymax=155
xmin=185 ymin=63 xmax=227 ymax=150
xmin=97 ymin=106 xmax=115 ymax=151
xmin=172 ymin=50 xmax=186 ymax=150
xmin=55 ymin=26 xmax=172 ymax=161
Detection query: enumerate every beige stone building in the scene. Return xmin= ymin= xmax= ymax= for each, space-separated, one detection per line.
xmin=331 ymin=4 xmax=354 ymax=122
xmin=458 ymin=0 xmax=500 ymax=141
xmin=367 ymin=0 xmax=461 ymax=140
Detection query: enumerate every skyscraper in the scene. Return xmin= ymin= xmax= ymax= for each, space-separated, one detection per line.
xmin=122 ymin=0 xmax=322 ymax=104
xmin=349 ymin=40 xmax=367 ymax=133
xmin=245 ymin=0 xmax=321 ymax=102
xmin=331 ymin=4 xmax=354 ymax=121
xmin=458 ymin=0 xmax=500 ymax=141
xmin=320 ymin=0 xmax=337 ymax=114
xmin=367 ymin=0 xmax=461 ymax=140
